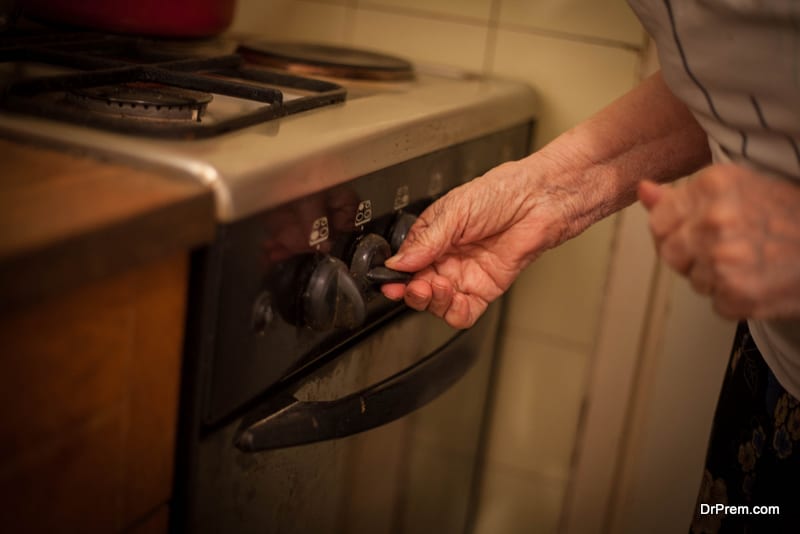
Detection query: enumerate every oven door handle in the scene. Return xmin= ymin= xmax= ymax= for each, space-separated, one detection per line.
xmin=234 ymin=312 xmax=490 ymax=452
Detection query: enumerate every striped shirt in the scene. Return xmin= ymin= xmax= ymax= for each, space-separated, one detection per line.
xmin=628 ymin=0 xmax=800 ymax=399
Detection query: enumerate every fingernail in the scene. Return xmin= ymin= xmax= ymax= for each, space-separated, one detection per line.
xmin=380 ymin=285 xmax=403 ymax=301
xmin=385 ymin=253 xmax=404 ymax=268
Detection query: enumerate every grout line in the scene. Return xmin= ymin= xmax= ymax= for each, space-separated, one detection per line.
xmin=499 ymin=21 xmax=641 ymax=52
xmin=503 ymin=322 xmax=593 ymax=354
xmin=298 ymin=0 xmax=642 ymax=53
xmin=343 ymin=0 xmax=359 ymax=44
xmin=481 ymin=0 xmax=502 ymax=73
xmin=483 ymin=457 xmax=572 ymax=487
xmin=298 ymin=0 xmax=349 ymax=5
xmin=357 ymin=0 xmax=488 ymax=26
xmin=633 ymin=31 xmax=655 ymax=81
xmin=601 ymin=261 xmax=671 ymax=533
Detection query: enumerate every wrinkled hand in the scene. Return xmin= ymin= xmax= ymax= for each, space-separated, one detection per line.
xmin=382 ymin=161 xmax=573 ymax=329
xmin=638 ymin=163 xmax=800 ymax=320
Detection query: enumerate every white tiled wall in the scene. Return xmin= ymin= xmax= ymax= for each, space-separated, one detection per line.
xmin=231 ymin=2 xmax=645 ymax=532
xmin=498 ymin=0 xmax=643 ymax=45
xmin=350 ymin=9 xmax=489 ymax=72
xmin=493 ymin=30 xmax=639 ymax=146
xmin=232 ymin=1 xmax=352 ymax=43
xmin=363 ymin=0 xmax=494 ymax=22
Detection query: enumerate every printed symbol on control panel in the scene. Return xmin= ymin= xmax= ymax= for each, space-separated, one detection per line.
xmin=428 ymin=171 xmax=443 ymax=196
xmin=393 ymin=185 xmax=410 ymax=210
xmin=355 ymin=200 xmax=373 ymax=226
xmin=308 ymin=216 xmax=329 ymax=246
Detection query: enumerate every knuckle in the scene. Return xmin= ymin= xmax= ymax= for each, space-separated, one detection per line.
xmin=715 ymin=277 xmax=759 ymax=318
xmin=404 ymin=298 xmax=426 ymax=311
xmin=704 ymin=204 xmax=735 ymax=231
xmin=709 ymin=241 xmax=755 ymax=271
xmin=698 ymin=167 xmax=728 ymax=192
xmin=659 ymin=235 xmax=690 ymax=272
xmin=404 ymin=215 xmax=431 ymax=245
xmin=709 ymin=243 xmax=731 ymax=266
xmin=405 ymin=201 xmax=456 ymax=251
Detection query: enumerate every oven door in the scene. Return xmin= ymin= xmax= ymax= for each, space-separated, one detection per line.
xmin=187 ymin=302 xmax=501 ymax=534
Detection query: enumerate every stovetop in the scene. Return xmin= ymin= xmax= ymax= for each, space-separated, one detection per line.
xmin=0 ymin=30 xmax=539 ymax=223
xmin=0 ymin=31 xmax=347 ymax=138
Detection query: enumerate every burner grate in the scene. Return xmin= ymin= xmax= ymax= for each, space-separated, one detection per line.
xmin=0 ymin=33 xmax=347 ymax=138
xmin=65 ymin=83 xmax=214 ymax=121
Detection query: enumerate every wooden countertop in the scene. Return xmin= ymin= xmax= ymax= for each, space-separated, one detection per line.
xmin=0 ymin=137 xmax=216 ymax=310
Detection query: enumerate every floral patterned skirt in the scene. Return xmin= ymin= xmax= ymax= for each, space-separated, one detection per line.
xmin=690 ymin=322 xmax=800 ymax=533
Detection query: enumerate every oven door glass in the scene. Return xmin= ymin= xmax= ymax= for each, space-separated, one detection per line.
xmin=188 ymin=303 xmax=500 ymax=534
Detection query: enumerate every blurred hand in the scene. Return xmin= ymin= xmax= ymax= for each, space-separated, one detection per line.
xmin=382 ymin=160 xmax=576 ymax=329
xmin=639 ymin=163 xmax=800 ymax=320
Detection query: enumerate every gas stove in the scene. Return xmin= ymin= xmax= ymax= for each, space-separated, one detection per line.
xmin=0 ymin=30 xmax=537 ymax=222
xmin=0 ymin=32 xmax=347 ymax=138
xmin=0 ymin=24 xmax=540 ymax=429
xmin=1 ymin=28 xmax=541 ymax=533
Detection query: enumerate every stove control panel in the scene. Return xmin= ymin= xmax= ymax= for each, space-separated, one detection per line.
xmin=291 ymin=231 xmax=407 ymax=332
xmin=201 ymin=122 xmax=533 ymax=424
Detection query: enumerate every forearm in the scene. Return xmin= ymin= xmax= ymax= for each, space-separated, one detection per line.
xmin=524 ymin=71 xmax=711 ymax=240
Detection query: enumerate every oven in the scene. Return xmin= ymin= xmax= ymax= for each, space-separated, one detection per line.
xmin=0 ymin=27 xmax=537 ymax=533
xmin=176 ymin=125 xmax=531 ymax=533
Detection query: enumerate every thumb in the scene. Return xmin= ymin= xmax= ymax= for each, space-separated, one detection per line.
xmin=385 ymin=208 xmax=456 ymax=272
xmin=638 ymin=180 xmax=665 ymax=211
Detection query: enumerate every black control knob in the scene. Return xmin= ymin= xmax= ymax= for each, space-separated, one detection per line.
xmin=303 ymin=256 xmax=366 ymax=331
xmin=350 ymin=233 xmax=392 ymax=292
xmin=388 ymin=212 xmax=417 ymax=253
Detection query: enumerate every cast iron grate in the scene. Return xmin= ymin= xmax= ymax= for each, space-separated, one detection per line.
xmin=0 ymin=32 xmax=347 ymax=139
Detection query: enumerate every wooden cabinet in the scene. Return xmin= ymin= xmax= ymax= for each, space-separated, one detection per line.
xmin=0 ymin=253 xmax=188 ymax=533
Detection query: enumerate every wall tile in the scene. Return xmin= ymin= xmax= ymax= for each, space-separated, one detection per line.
xmin=359 ymin=0 xmax=493 ymax=22
xmin=484 ymin=333 xmax=589 ymax=480
xmin=473 ymin=465 xmax=565 ymax=534
xmin=348 ymin=8 xmax=488 ymax=72
xmin=505 ymin=215 xmax=617 ymax=348
xmin=499 ymin=0 xmax=644 ymax=46
xmin=230 ymin=0 xmax=350 ymax=43
xmin=492 ymin=29 xmax=639 ymax=146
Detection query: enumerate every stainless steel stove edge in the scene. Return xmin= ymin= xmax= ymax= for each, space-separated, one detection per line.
xmin=0 ymin=77 xmax=538 ymax=223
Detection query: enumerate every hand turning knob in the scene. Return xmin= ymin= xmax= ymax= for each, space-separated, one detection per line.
xmin=350 ymin=233 xmax=392 ymax=292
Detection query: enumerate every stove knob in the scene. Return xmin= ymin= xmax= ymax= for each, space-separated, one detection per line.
xmin=388 ymin=212 xmax=418 ymax=252
xmin=303 ymin=256 xmax=366 ymax=331
xmin=350 ymin=233 xmax=392 ymax=292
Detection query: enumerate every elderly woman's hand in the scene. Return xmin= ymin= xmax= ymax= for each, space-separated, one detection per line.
xmin=381 ymin=159 xmax=578 ymax=329
xmin=639 ymin=163 xmax=800 ymax=320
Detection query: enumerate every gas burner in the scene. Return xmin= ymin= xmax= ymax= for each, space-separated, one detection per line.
xmin=64 ymin=83 xmax=213 ymax=121
xmin=0 ymin=33 xmax=347 ymax=137
xmin=238 ymin=41 xmax=415 ymax=82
